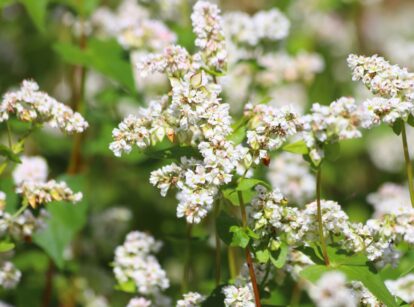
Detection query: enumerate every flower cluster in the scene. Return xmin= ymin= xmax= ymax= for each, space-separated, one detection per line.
xmin=222 ymin=283 xmax=255 ymax=307
xmin=301 ymin=97 xmax=362 ymax=164
xmin=176 ymin=292 xmax=205 ymax=307
xmin=12 ymin=156 xmax=48 ymax=186
xmin=367 ymin=183 xmax=411 ymax=217
xmin=0 ymin=262 xmax=21 ymax=289
xmin=244 ymin=103 xmax=302 ymax=164
xmin=0 ymin=80 xmax=88 ymax=133
xmin=113 ymin=231 xmax=169 ymax=296
xmin=348 ymin=54 xmax=414 ymax=127
xmin=0 ymin=208 xmax=48 ymax=240
xmin=223 ymin=9 xmax=289 ymax=48
xmin=17 ymin=180 xmax=82 ymax=208
xmin=267 ymin=152 xmax=315 ymax=205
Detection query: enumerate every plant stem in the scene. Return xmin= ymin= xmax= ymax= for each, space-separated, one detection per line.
xmin=182 ymin=223 xmax=193 ymax=293
xmin=237 ymin=191 xmax=261 ymax=307
xmin=316 ymin=167 xmax=330 ymax=266
xmin=12 ymin=203 xmax=29 ymax=219
xmin=214 ymin=201 xmax=221 ymax=286
xmin=401 ymin=124 xmax=414 ymax=208
xmin=227 ymin=247 xmax=238 ymax=280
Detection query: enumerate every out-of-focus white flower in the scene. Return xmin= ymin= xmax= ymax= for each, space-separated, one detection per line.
xmin=367 ymin=183 xmax=412 ymax=218
xmin=0 ymin=80 xmax=88 ymax=133
xmin=0 ymin=208 xmax=48 ymax=239
xmin=267 ymin=152 xmax=315 ymax=205
xmin=385 ymin=274 xmax=414 ymax=303
xmin=127 ymin=297 xmax=152 ymax=307
xmin=113 ymin=231 xmax=169 ymax=295
xmin=176 ymin=292 xmax=205 ymax=307
xmin=0 ymin=262 xmax=21 ymax=289
xmin=350 ymin=281 xmax=382 ymax=306
xmin=17 ymin=180 xmax=82 ymax=208
xmin=12 ymin=156 xmax=48 ymax=186
xmin=309 ymin=271 xmax=356 ymax=307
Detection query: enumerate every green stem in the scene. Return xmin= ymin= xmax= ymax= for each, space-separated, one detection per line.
xmin=237 ymin=191 xmax=262 ymax=307
xmin=182 ymin=223 xmax=193 ymax=292
xmin=227 ymin=247 xmax=238 ymax=280
xmin=12 ymin=203 xmax=29 ymax=219
xmin=214 ymin=201 xmax=221 ymax=286
xmin=401 ymin=124 xmax=414 ymax=208
xmin=316 ymin=167 xmax=330 ymax=266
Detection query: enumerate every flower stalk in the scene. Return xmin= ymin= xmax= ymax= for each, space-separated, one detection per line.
xmin=401 ymin=123 xmax=414 ymax=208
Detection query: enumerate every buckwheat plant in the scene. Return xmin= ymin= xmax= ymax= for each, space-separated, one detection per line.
xmin=0 ymin=80 xmax=87 ymax=289
xmin=108 ymin=1 xmax=414 ymax=307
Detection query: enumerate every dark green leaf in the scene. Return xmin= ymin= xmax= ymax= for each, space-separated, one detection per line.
xmin=201 ymin=285 xmax=226 ymax=307
xmin=392 ymin=119 xmax=404 ymax=136
xmin=215 ymin=211 xmax=240 ymax=246
xmin=407 ymin=115 xmax=414 ymax=127
xmin=282 ymin=140 xmax=309 ymax=155
xmin=237 ymin=178 xmax=270 ymax=191
xmin=145 ymin=146 xmax=201 ymax=160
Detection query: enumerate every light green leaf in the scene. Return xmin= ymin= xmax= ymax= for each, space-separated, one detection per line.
xmin=20 ymin=0 xmax=48 ymax=32
xmin=256 ymin=249 xmax=270 ymax=263
xmin=230 ymin=226 xmax=250 ymax=248
xmin=0 ymin=241 xmax=15 ymax=253
xmin=115 ymin=280 xmax=136 ymax=293
xmin=237 ymin=178 xmax=270 ymax=192
xmin=33 ymin=175 xmax=88 ymax=269
xmin=0 ymin=144 xmax=21 ymax=163
xmin=282 ymin=140 xmax=309 ymax=155
xmin=215 ymin=211 xmax=239 ymax=246
xmin=221 ymin=189 xmax=255 ymax=207
xmin=270 ymin=243 xmax=288 ymax=268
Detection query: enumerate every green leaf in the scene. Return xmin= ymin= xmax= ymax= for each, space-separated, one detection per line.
xmin=54 ymin=39 xmax=136 ymax=94
xmin=282 ymin=140 xmax=309 ymax=155
xmin=53 ymin=0 xmax=100 ymax=16
xmin=0 ymin=241 xmax=15 ymax=253
xmin=256 ymin=249 xmax=270 ymax=263
xmin=407 ymin=115 xmax=414 ymax=127
xmin=227 ymin=125 xmax=246 ymax=145
xmin=215 ymin=211 xmax=239 ymax=246
xmin=201 ymin=285 xmax=226 ymax=307
xmin=230 ymin=226 xmax=250 ymax=248
xmin=270 ymin=243 xmax=288 ymax=268
xmin=0 ymin=144 xmax=21 ymax=163
xmin=19 ymin=0 xmax=48 ymax=32
xmin=338 ymin=266 xmax=398 ymax=307
xmin=237 ymin=178 xmax=270 ymax=191
xmin=221 ymin=189 xmax=255 ymax=207
xmin=115 ymin=280 xmax=136 ymax=293
xmin=299 ymin=264 xmax=330 ymax=282
xmin=33 ymin=175 xmax=88 ymax=269
xmin=145 ymin=146 xmax=201 ymax=161
xmin=392 ymin=119 xmax=404 ymax=136
xmin=324 ymin=142 xmax=340 ymax=162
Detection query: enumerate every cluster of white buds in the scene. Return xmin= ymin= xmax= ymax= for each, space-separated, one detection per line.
xmin=176 ymin=292 xmax=205 ymax=307
xmin=17 ymin=180 xmax=82 ymax=208
xmin=348 ymin=54 xmax=414 ymax=127
xmin=308 ymin=271 xmax=357 ymax=307
xmin=244 ymin=103 xmax=302 ymax=164
xmin=350 ymin=281 xmax=382 ymax=306
xmin=0 ymin=80 xmax=88 ymax=133
xmin=113 ymin=231 xmax=169 ymax=296
xmin=0 ymin=208 xmax=48 ymax=240
xmin=385 ymin=274 xmax=414 ymax=303
xmin=191 ymin=1 xmax=227 ymax=72
xmin=223 ymin=9 xmax=289 ymax=47
xmin=0 ymin=262 xmax=21 ymax=289
xmin=301 ymin=97 xmax=362 ymax=164
xmin=267 ymin=152 xmax=315 ymax=205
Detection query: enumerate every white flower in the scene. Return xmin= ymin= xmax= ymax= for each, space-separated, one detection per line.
xmin=309 ymin=271 xmax=357 ymax=307
xmin=113 ymin=231 xmax=169 ymax=295
xmin=176 ymin=292 xmax=205 ymax=307
xmin=367 ymin=183 xmax=412 ymax=218
xmin=0 ymin=262 xmax=21 ymax=289
xmin=0 ymin=208 xmax=48 ymax=239
xmin=222 ymin=283 xmax=255 ymax=307
xmin=0 ymin=80 xmax=88 ymax=133
xmin=12 ymin=155 xmax=48 ymax=186
xmin=127 ymin=297 xmax=152 ymax=307
xmin=385 ymin=274 xmax=414 ymax=303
